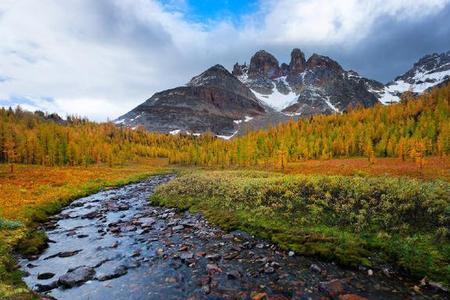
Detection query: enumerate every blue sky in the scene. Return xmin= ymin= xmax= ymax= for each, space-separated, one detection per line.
xmin=168 ymin=0 xmax=258 ymax=23
xmin=1 ymin=0 xmax=450 ymax=121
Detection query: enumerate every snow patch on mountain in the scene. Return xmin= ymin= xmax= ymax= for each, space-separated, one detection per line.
xmin=169 ymin=129 xmax=181 ymax=135
xmin=217 ymin=130 xmax=238 ymax=140
xmin=237 ymin=72 xmax=298 ymax=111
xmin=376 ymin=89 xmax=401 ymax=104
xmin=252 ymin=89 xmax=298 ymax=111
xmin=324 ymin=96 xmax=340 ymax=113
xmin=234 ymin=115 xmax=254 ymax=124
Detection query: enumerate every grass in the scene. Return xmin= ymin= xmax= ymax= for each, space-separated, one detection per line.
xmin=200 ymin=156 xmax=450 ymax=181
xmin=283 ymin=156 xmax=450 ymax=181
xmin=0 ymin=158 xmax=172 ymax=299
xmin=151 ymin=170 xmax=450 ymax=287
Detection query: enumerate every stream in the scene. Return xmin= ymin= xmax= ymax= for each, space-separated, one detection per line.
xmin=19 ymin=175 xmax=448 ymax=299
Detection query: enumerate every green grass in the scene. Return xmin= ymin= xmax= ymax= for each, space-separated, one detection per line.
xmin=151 ymin=170 xmax=450 ymax=286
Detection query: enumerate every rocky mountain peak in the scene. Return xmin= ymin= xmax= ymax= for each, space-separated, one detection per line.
xmin=288 ymin=48 xmax=306 ymax=77
xmin=248 ymin=50 xmax=281 ymax=79
xmin=394 ymin=50 xmax=450 ymax=83
xmin=187 ymin=64 xmax=236 ymax=87
xmin=232 ymin=63 xmax=244 ymax=76
xmin=116 ymin=48 xmax=449 ymax=138
xmin=372 ymin=49 xmax=450 ymax=104
xmin=414 ymin=51 xmax=450 ymax=70
xmin=115 ymin=62 xmax=266 ymax=137
xmin=233 ymin=49 xmax=379 ymax=115
xmin=306 ymin=54 xmax=343 ymax=73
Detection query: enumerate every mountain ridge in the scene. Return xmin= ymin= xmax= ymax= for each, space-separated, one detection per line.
xmin=115 ymin=64 xmax=266 ymax=137
xmin=116 ymin=48 xmax=450 ymax=137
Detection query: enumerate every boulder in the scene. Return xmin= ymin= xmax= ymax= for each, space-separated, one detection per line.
xmin=58 ymin=266 xmax=95 ymax=288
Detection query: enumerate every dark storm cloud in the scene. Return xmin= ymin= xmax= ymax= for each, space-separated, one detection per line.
xmin=242 ymin=2 xmax=450 ymax=84
xmin=328 ymin=4 xmax=450 ymax=83
xmin=78 ymin=1 xmax=174 ymax=49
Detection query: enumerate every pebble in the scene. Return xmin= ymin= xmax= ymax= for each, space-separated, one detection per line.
xmin=310 ymin=263 xmax=322 ymax=273
xmin=172 ymin=225 xmax=184 ymax=231
xmin=180 ymin=252 xmax=194 ymax=260
xmin=37 ymin=272 xmax=55 ymax=280
xmin=319 ymin=279 xmax=345 ymax=297
xmin=206 ymin=264 xmax=222 ymax=274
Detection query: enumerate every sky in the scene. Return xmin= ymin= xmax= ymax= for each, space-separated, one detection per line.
xmin=1 ymin=0 xmax=450 ymax=121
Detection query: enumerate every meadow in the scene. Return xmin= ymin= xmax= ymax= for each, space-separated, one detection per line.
xmin=151 ymin=170 xmax=450 ymax=286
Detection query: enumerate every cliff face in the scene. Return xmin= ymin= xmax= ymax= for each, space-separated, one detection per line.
xmin=233 ymin=49 xmax=379 ymax=116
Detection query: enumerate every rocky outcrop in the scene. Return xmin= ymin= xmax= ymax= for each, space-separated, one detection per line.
xmin=232 ymin=63 xmax=244 ymax=77
xmin=115 ymin=65 xmax=266 ymax=136
xmin=234 ymin=49 xmax=379 ymax=116
xmin=248 ymin=50 xmax=282 ymax=79
xmin=34 ymin=111 xmax=66 ymax=125
xmin=287 ymin=48 xmax=306 ymax=84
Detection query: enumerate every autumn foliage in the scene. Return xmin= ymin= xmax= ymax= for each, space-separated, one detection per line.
xmin=0 ymin=83 xmax=449 ymax=169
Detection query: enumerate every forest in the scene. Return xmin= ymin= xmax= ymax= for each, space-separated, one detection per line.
xmin=0 ymin=83 xmax=449 ymax=169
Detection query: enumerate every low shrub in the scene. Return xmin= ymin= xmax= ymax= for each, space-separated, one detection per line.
xmin=152 ymin=170 xmax=450 ymax=285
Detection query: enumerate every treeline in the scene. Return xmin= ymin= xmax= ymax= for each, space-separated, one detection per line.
xmin=0 ymin=107 xmax=195 ymax=166
xmin=171 ymin=83 xmax=450 ymax=167
xmin=0 ymin=83 xmax=449 ymax=168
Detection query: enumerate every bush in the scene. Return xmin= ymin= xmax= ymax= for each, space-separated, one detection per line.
xmin=0 ymin=218 xmax=22 ymax=230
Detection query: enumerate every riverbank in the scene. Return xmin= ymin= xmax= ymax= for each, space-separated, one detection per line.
xmin=151 ymin=170 xmax=450 ymax=289
xmin=0 ymin=159 xmax=171 ymax=299
xmin=15 ymin=175 xmax=449 ymax=299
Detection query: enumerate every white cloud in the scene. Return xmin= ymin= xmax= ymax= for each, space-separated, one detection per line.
xmin=0 ymin=0 xmax=449 ymax=121
xmin=248 ymin=0 xmax=450 ymax=46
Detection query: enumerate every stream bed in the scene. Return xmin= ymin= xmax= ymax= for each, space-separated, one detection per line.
xmin=19 ymin=175 xmax=448 ymax=299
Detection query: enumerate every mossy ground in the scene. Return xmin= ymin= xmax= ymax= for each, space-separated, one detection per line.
xmin=0 ymin=160 xmax=172 ymax=299
xmin=151 ymin=170 xmax=450 ymax=287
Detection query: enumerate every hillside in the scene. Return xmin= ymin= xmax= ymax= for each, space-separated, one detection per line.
xmin=169 ymin=83 xmax=450 ymax=167
xmin=116 ymin=49 xmax=450 ymax=137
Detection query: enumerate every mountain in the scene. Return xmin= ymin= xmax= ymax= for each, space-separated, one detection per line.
xmin=233 ymin=49 xmax=380 ymax=116
xmin=116 ymin=49 xmax=449 ymax=137
xmin=369 ymin=50 xmax=450 ymax=103
xmin=115 ymin=65 xmax=266 ymax=137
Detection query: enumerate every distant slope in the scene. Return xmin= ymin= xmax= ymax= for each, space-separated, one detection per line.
xmin=115 ymin=65 xmax=266 ymax=137
xmin=370 ymin=50 xmax=450 ymax=104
